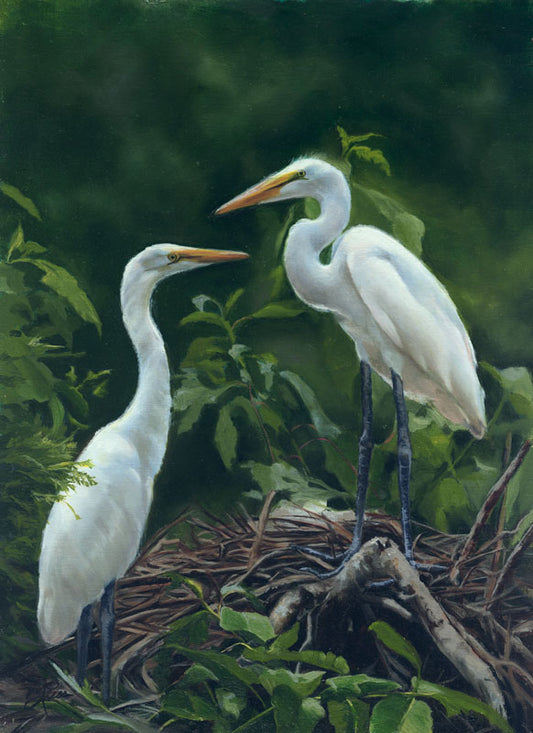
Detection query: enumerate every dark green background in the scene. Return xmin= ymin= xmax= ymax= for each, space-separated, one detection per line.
xmin=1 ymin=0 xmax=531 ymax=459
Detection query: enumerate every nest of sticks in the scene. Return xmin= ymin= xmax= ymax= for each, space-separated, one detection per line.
xmin=3 ymin=443 xmax=533 ymax=732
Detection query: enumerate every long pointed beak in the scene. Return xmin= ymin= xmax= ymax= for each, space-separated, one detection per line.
xmin=179 ymin=247 xmax=249 ymax=263
xmin=214 ymin=170 xmax=296 ymax=216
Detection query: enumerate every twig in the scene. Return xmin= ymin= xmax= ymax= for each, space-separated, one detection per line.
xmin=451 ymin=440 xmax=531 ymax=583
xmin=247 ymin=490 xmax=276 ymax=569
xmin=488 ymin=523 xmax=533 ymax=607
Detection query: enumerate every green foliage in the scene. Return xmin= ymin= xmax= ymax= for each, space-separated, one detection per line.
xmin=171 ymin=289 xmax=349 ymax=515
xmin=0 ymin=184 xmax=107 ymax=664
xmin=154 ymin=603 xmax=511 ymax=733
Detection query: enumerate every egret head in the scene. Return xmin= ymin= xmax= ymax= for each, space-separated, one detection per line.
xmin=133 ymin=243 xmax=249 ymax=278
xmin=121 ymin=244 xmax=248 ymax=307
xmin=214 ymin=157 xmax=346 ymax=215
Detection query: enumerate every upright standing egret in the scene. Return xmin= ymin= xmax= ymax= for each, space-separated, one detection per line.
xmin=38 ymin=243 xmax=248 ymax=702
xmin=215 ymin=157 xmax=486 ymax=575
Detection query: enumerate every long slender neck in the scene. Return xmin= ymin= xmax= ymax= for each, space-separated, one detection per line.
xmin=283 ymin=172 xmax=351 ymax=310
xmin=118 ymin=264 xmax=171 ymax=474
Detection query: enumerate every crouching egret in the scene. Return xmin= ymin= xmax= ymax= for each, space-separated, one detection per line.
xmin=215 ymin=157 xmax=486 ymax=576
xmin=38 ymin=243 xmax=248 ymax=702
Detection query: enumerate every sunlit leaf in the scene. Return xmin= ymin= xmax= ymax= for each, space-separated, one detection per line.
xmin=369 ymin=621 xmax=421 ymax=678
xmin=244 ymin=644 xmax=349 ymax=674
xmin=219 ymin=607 xmax=276 ymax=643
xmin=259 ymin=668 xmax=324 ymax=698
xmin=224 ymin=288 xmax=244 ymax=317
xmin=0 ymin=182 xmax=42 ymax=220
xmin=416 ymin=679 xmax=512 ymax=733
xmin=249 ymin=300 xmax=307 ymax=320
xmin=323 ymin=674 xmax=401 ymax=701
xmin=328 ymin=699 xmax=370 ymax=733
xmin=6 ymin=224 xmax=25 ymax=261
xmin=370 ymin=696 xmax=432 ymax=733
xmin=17 ymin=259 xmax=101 ymax=334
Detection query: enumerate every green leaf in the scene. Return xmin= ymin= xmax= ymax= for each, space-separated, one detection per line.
xmin=0 ymin=182 xmax=42 ymax=220
xmin=328 ymin=699 xmax=370 ymax=733
xmin=192 ymin=294 xmax=223 ymax=313
xmin=163 ymin=688 xmax=221 ymax=722
xmin=214 ymin=404 xmax=238 ymax=469
xmin=370 ymin=696 xmax=432 ymax=733
xmin=352 ymin=183 xmax=423 ymax=256
xmin=270 ymin=622 xmax=300 ymax=652
xmin=348 ymin=145 xmax=391 ymax=177
xmin=416 ymin=679 xmax=513 ymax=733
xmin=323 ymin=675 xmax=401 ymax=702
xmin=18 ymin=259 xmax=101 ymax=334
xmin=180 ymin=310 xmax=229 ymax=332
xmin=0 ymin=353 xmax=55 ymax=404
xmin=6 ymin=224 xmax=25 ymax=261
xmin=249 ymin=300 xmax=307 ymax=320
xmin=280 ymin=370 xmax=341 ymax=438
xmin=259 ymin=668 xmax=324 ymax=698
xmin=165 ymin=610 xmax=210 ymax=646
xmin=215 ymin=688 xmax=247 ymax=721
xmin=337 ymin=126 xmax=385 ymax=152
xmin=172 ymin=371 xmax=232 ymax=434
xmin=224 ymin=288 xmax=244 ymax=317
xmin=273 ymin=687 xmax=325 ymax=733
xmin=499 ymin=366 xmax=533 ymax=418
xmin=272 ymin=686 xmax=301 ymax=733
xmin=219 ymin=607 xmax=276 ymax=643
xmin=392 ymin=213 xmax=425 ymax=257
xmin=181 ymin=663 xmax=219 ymax=686
xmin=171 ymin=646 xmax=260 ymax=690
xmin=369 ymin=622 xmax=422 ymax=678
xmin=245 ymin=644 xmax=349 ymax=675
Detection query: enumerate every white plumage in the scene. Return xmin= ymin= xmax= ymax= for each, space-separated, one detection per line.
xmin=38 ymin=243 xmax=248 ymax=697
xmin=215 ymin=157 xmax=485 ymax=571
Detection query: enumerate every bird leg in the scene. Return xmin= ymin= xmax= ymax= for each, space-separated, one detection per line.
xmin=76 ymin=602 xmax=93 ymax=686
xmin=391 ymin=369 xmax=414 ymax=564
xmin=391 ymin=370 xmax=446 ymax=574
xmin=100 ymin=580 xmax=115 ymax=706
xmin=348 ymin=360 xmax=373 ymax=558
xmin=293 ymin=361 xmax=374 ymax=577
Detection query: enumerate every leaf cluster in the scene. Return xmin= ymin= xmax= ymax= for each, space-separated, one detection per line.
xmin=0 ymin=185 xmax=108 ymax=664
xmin=154 ymin=589 xmax=511 ymax=733
xmin=171 ymin=290 xmax=348 ymax=515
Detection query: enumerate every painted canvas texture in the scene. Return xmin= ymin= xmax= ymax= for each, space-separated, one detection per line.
xmin=0 ymin=1 xmax=531 ymax=731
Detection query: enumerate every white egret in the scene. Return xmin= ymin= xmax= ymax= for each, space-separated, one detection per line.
xmin=215 ymin=157 xmax=486 ymax=575
xmin=38 ymin=243 xmax=248 ymax=702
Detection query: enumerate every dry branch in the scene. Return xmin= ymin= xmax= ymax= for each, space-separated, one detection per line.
xmin=451 ymin=440 xmax=531 ymax=582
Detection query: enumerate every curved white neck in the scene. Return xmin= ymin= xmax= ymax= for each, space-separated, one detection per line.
xmin=118 ymin=264 xmax=171 ymax=474
xmin=283 ymin=171 xmax=351 ymax=310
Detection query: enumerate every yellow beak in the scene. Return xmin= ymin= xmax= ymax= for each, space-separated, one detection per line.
xmin=179 ymin=247 xmax=249 ymax=263
xmin=214 ymin=170 xmax=297 ymax=216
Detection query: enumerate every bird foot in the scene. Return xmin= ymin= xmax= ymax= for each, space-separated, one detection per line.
xmin=290 ymin=544 xmax=448 ymax=583
xmin=290 ymin=543 xmax=354 ymax=579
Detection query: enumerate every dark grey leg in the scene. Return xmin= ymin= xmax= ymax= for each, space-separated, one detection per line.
xmin=76 ymin=602 xmax=93 ymax=686
xmin=391 ymin=369 xmax=414 ymax=563
xmin=346 ymin=360 xmax=373 ymax=560
xmin=100 ymin=580 xmax=115 ymax=706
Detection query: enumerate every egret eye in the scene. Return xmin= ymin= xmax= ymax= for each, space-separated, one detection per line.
xmin=167 ymin=252 xmax=180 ymax=263
xmin=297 ymin=169 xmax=306 ymax=178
